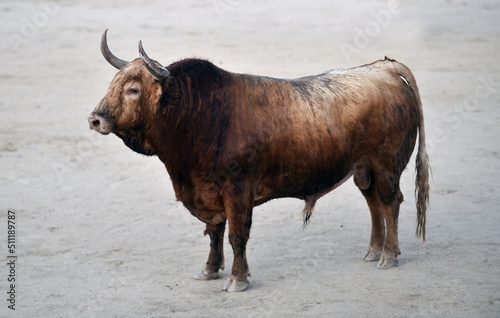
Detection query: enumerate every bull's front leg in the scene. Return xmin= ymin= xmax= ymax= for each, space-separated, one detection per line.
xmin=222 ymin=189 xmax=253 ymax=292
xmin=194 ymin=221 xmax=226 ymax=280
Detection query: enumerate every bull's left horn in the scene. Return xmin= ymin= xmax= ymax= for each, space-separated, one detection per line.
xmin=138 ymin=40 xmax=170 ymax=81
xmin=101 ymin=29 xmax=129 ymax=70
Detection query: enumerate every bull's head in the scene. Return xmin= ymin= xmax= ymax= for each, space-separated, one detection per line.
xmin=88 ymin=30 xmax=171 ymax=155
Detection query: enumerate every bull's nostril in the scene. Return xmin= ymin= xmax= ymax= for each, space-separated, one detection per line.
xmin=88 ymin=115 xmax=101 ymax=130
xmin=88 ymin=114 xmax=111 ymax=134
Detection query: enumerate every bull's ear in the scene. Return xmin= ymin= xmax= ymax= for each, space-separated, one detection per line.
xmin=138 ymin=40 xmax=170 ymax=81
xmin=101 ymin=29 xmax=129 ymax=70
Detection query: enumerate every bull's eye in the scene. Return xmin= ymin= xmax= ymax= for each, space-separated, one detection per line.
xmin=126 ymin=87 xmax=140 ymax=95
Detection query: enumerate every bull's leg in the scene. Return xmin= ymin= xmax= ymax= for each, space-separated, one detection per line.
xmin=360 ymin=188 xmax=385 ymax=262
xmin=222 ymin=189 xmax=253 ymax=292
xmin=358 ymin=167 xmax=402 ymax=269
xmin=372 ymin=170 xmax=403 ymax=269
xmin=194 ymin=221 xmax=226 ymax=280
xmin=377 ymin=195 xmax=401 ymax=269
xmin=355 ymin=164 xmax=384 ymax=262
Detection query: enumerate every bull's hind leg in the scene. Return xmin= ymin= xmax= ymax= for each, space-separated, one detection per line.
xmin=374 ymin=170 xmax=403 ymax=269
xmin=361 ymin=189 xmax=385 ymax=262
xmin=194 ymin=222 xmax=226 ymax=280
xmin=376 ymin=191 xmax=402 ymax=269
xmin=355 ymin=165 xmax=384 ymax=262
xmin=357 ymin=166 xmax=402 ymax=269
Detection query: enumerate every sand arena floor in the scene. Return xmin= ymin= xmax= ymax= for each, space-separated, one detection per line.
xmin=1 ymin=1 xmax=499 ymax=317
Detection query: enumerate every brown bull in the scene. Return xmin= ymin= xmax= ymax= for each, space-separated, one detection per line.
xmin=89 ymin=30 xmax=430 ymax=292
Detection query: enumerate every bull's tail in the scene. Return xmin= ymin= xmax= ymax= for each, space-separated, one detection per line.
xmin=386 ymin=57 xmax=430 ymax=241
xmin=302 ymin=198 xmax=315 ymax=229
xmin=413 ymin=81 xmax=430 ymax=241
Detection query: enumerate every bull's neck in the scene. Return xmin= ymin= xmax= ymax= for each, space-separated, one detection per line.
xmin=151 ymin=73 xmax=229 ymax=194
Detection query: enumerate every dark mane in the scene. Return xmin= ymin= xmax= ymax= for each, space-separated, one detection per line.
xmin=168 ymin=58 xmax=228 ymax=83
xmin=155 ymin=59 xmax=234 ymax=194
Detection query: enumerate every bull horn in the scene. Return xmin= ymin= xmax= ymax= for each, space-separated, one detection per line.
xmin=138 ymin=40 xmax=170 ymax=80
xmin=101 ymin=29 xmax=129 ymax=70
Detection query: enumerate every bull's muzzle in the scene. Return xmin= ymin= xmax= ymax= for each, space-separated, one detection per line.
xmin=88 ymin=113 xmax=112 ymax=135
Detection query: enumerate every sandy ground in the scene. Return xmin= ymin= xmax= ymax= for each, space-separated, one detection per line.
xmin=1 ymin=0 xmax=500 ymax=317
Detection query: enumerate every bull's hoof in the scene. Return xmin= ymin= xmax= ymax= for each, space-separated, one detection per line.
xmin=376 ymin=254 xmax=398 ymax=269
xmin=193 ymin=267 xmax=220 ymax=280
xmin=363 ymin=247 xmax=381 ymax=262
xmin=222 ymin=275 xmax=249 ymax=292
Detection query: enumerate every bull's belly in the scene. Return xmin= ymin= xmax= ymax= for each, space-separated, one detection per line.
xmin=254 ymin=168 xmax=354 ymax=205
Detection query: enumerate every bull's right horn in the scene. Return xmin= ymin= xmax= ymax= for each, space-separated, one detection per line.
xmin=101 ymin=29 xmax=129 ymax=70
xmin=138 ymin=40 xmax=170 ymax=81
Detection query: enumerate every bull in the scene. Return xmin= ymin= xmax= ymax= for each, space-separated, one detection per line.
xmin=88 ymin=30 xmax=430 ymax=292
